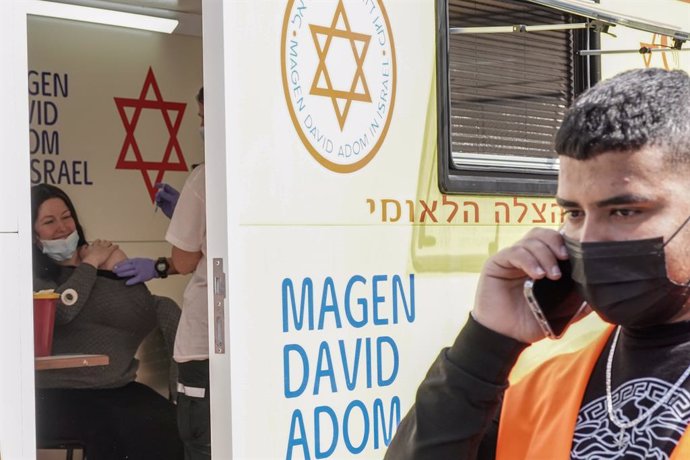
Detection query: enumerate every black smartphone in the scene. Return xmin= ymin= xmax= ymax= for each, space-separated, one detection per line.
xmin=523 ymin=259 xmax=587 ymax=339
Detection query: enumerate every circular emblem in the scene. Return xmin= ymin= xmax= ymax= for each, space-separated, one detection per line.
xmin=281 ymin=0 xmax=396 ymax=173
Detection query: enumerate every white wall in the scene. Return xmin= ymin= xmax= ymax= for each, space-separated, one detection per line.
xmin=27 ymin=15 xmax=203 ymax=395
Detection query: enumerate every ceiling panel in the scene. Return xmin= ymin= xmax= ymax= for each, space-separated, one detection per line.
xmin=51 ymin=0 xmax=202 ymax=15
xmin=101 ymin=0 xmax=201 ymax=14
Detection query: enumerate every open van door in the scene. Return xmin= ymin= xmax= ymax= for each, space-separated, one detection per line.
xmin=203 ymin=1 xmax=436 ymax=458
xmin=0 ymin=2 xmax=36 ymax=459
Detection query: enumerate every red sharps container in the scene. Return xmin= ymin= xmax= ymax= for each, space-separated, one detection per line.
xmin=33 ymin=291 xmax=60 ymax=357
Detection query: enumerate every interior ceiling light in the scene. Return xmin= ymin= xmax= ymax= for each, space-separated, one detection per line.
xmin=27 ymin=1 xmax=179 ymax=34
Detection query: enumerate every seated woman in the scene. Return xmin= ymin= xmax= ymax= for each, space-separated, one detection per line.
xmin=31 ymin=183 xmax=184 ymax=460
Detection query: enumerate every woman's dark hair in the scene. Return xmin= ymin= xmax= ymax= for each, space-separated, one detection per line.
xmin=31 ymin=184 xmax=87 ymax=282
xmin=196 ymin=86 xmax=204 ymax=104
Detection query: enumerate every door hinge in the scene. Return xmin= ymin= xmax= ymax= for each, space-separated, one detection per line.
xmin=212 ymin=258 xmax=226 ymax=354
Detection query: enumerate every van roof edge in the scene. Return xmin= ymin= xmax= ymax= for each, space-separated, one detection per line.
xmin=525 ymin=0 xmax=689 ymax=42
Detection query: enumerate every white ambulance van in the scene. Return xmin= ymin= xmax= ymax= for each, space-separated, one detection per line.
xmin=0 ymin=0 xmax=688 ymax=459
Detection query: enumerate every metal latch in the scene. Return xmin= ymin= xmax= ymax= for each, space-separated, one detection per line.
xmin=212 ymin=258 xmax=226 ymax=354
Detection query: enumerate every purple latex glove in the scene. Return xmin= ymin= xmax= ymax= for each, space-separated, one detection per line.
xmin=113 ymin=258 xmax=158 ymax=286
xmin=154 ymin=182 xmax=180 ymax=219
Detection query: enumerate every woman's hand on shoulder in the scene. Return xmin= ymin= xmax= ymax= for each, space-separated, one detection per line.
xmin=79 ymin=239 xmax=120 ymax=269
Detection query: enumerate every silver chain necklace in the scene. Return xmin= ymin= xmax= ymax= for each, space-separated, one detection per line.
xmin=605 ymin=326 xmax=690 ymax=448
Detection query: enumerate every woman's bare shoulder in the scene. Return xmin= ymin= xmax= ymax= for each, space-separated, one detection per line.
xmin=101 ymin=247 xmax=127 ymax=271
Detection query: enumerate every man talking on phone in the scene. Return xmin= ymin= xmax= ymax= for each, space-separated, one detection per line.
xmin=385 ymin=67 xmax=690 ymax=459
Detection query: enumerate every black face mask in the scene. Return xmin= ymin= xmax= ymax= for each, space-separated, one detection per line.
xmin=563 ymin=217 xmax=690 ymax=328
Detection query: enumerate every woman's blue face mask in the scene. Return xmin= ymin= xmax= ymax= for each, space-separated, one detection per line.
xmin=40 ymin=230 xmax=79 ymax=262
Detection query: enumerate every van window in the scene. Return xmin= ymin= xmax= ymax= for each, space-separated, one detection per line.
xmin=437 ymin=0 xmax=599 ymax=196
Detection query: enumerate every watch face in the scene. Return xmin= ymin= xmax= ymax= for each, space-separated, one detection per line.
xmin=156 ymin=258 xmax=168 ymax=273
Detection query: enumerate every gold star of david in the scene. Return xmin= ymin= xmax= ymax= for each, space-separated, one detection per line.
xmin=640 ymin=34 xmax=673 ymax=70
xmin=309 ymin=0 xmax=371 ymax=130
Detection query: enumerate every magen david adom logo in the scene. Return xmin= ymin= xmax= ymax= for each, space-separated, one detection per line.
xmin=281 ymin=0 xmax=396 ymax=173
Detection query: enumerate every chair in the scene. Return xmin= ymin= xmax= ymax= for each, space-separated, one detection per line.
xmin=37 ymin=439 xmax=86 ymax=460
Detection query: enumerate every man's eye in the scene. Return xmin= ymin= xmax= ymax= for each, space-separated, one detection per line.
xmin=562 ymin=209 xmax=583 ymax=219
xmin=612 ymin=209 xmax=638 ymax=217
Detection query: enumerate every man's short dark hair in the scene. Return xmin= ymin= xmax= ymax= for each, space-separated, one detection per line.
xmin=196 ymin=86 xmax=204 ymax=104
xmin=555 ymin=68 xmax=690 ymax=165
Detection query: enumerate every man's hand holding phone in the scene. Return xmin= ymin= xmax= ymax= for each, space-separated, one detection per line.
xmin=471 ymin=228 xmax=585 ymax=344
xmin=524 ymin=258 xmax=588 ymax=339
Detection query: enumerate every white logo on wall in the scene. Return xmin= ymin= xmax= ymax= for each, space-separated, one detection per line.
xmin=281 ymin=0 xmax=396 ymax=173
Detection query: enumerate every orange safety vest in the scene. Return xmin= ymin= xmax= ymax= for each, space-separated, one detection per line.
xmin=496 ymin=325 xmax=690 ymax=460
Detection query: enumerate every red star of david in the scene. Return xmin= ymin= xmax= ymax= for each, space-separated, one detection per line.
xmin=114 ymin=67 xmax=188 ymax=201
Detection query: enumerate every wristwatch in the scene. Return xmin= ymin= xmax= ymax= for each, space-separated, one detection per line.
xmin=155 ymin=257 xmax=169 ymax=279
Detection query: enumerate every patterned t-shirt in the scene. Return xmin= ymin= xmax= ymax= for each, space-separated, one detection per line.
xmin=572 ymin=320 xmax=690 ymax=460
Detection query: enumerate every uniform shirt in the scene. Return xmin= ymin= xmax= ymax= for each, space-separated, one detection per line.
xmin=166 ymin=165 xmax=208 ymax=362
